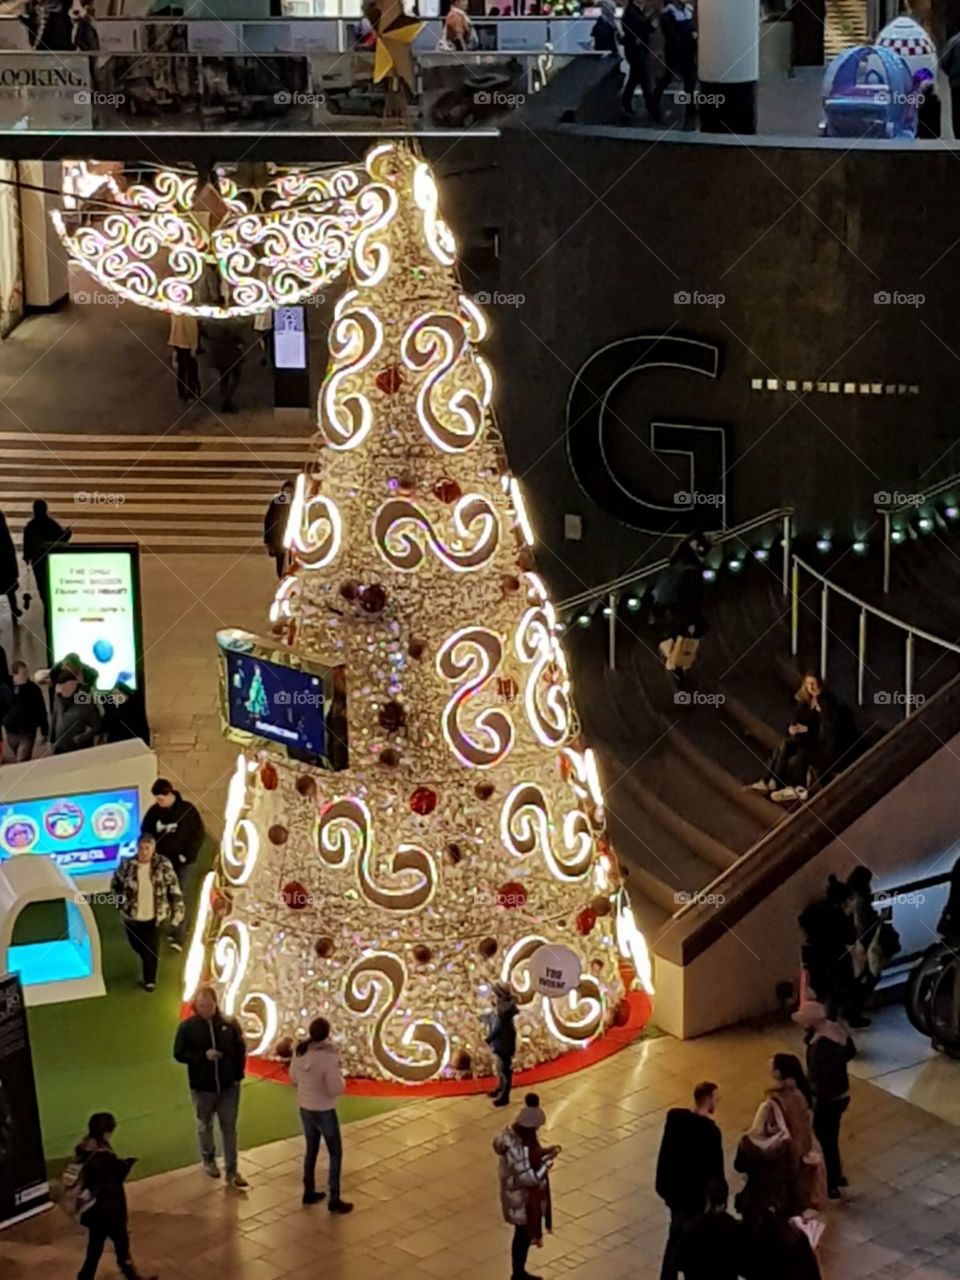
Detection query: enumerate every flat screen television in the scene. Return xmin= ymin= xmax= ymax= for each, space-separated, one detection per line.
xmin=216 ymin=629 xmax=348 ymax=770
xmin=0 ymin=785 xmax=140 ymax=876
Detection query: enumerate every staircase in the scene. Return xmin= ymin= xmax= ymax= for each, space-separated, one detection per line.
xmin=0 ymin=431 xmax=309 ymax=554
xmin=565 ymin=536 xmax=960 ymax=954
xmin=824 ymin=0 xmax=870 ymax=59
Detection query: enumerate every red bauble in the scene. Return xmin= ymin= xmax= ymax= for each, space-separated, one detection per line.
xmin=412 ymin=944 xmax=432 ymax=964
xmin=360 ymin=583 xmax=387 ymax=614
xmin=479 ymin=936 xmax=498 ymax=958
xmin=475 ymin=780 xmax=495 ymax=801
xmin=339 ymin=579 xmax=360 ymax=602
xmin=446 ymin=842 xmax=463 ymax=866
xmin=281 ymin=881 xmax=311 ymax=909
xmin=496 ymin=676 xmax=519 ymax=703
xmin=379 ymin=701 xmax=407 ymax=734
xmin=575 ymin=906 xmax=598 ymax=936
xmin=396 ymin=471 xmax=417 ymax=496
xmin=296 ymin=774 xmax=317 ymax=799
xmin=375 ymin=365 xmax=404 ymax=395
xmin=496 ymin=881 xmax=528 ymax=910
xmin=314 ymin=935 xmax=335 ymax=959
xmin=275 ymin=1037 xmax=295 ymax=1060
xmin=591 ymin=894 xmax=612 ymax=917
xmin=409 ymin=786 xmax=438 ymax=816
xmin=268 ymin=824 xmax=289 ymax=846
xmin=433 ymin=476 xmax=462 ymax=504
xmin=501 ymin=574 xmax=521 ymax=595
xmin=379 ymin=747 xmax=400 ymax=768
xmin=408 ymin=638 xmax=426 ymax=660
xmin=211 ymin=887 xmax=232 ymax=919
xmin=259 ymin=761 xmax=279 ymax=791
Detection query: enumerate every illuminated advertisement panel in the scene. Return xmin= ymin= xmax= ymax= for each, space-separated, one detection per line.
xmin=0 ymin=786 xmax=140 ymax=876
xmin=45 ymin=545 xmax=144 ymax=693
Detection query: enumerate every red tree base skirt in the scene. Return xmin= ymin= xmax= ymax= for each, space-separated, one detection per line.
xmin=237 ymin=989 xmax=653 ymax=1098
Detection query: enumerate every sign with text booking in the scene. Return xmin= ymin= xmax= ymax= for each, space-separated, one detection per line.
xmin=0 ymin=786 xmax=140 ymax=876
xmin=46 ymin=545 xmax=144 ymax=693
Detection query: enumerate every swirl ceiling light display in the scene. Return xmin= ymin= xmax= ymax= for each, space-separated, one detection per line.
xmin=188 ymin=142 xmax=651 ymax=1086
xmin=52 ymin=161 xmax=378 ymax=320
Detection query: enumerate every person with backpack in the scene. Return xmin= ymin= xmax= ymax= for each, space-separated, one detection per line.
xmin=173 ymin=986 xmax=249 ymax=1188
xmin=65 ymin=1112 xmax=156 ymax=1280
xmin=288 ymin=1017 xmax=353 ymax=1214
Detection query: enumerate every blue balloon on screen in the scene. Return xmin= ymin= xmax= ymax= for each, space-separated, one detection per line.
xmin=116 ymin=670 xmax=134 ymax=686
xmin=92 ymin=638 xmax=115 ymax=664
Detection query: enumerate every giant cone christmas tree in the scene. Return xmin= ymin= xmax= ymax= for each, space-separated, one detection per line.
xmin=189 ymin=143 xmax=652 ymax=1084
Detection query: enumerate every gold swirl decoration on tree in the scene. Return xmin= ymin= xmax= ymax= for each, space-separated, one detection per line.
xmin=500 ymin=783 xmax=593 ymax=882
xmin=400 ymin=309 xmax=493 ymax=454
xmin=436 ymin=626 xmax=515 ymax=768
xmin=239 ymin=992 xmax=279 ymax=1056
xmin=221 ymin=755 xmax=260 ymax=887
xmin=411 ymin=159 xmax=456 ymax=267
xmin=284 ymin=474 xmax=342 ymax=570
xmin=373 ymin=495 xmax=500 ymax=573
xmin=543 ymin=977 xmax=605 ymax=1044
xmin=515 ymin=599 xmax=573 ymax=749
xmin=501 ymin=934 xmax=551 ymax=1007
xmin=319 ymin=289 xmax=384 ymax=450
xmin=211 ymin=919 xmax=251 ymax=1015
xmin=344 ymin=952 xmax=450 ymax=1082
xmin=317 ymin=796 xmax=437 ymax=911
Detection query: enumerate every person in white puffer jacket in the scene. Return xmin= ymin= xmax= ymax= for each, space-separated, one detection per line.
xmin=288 ymin=1018 xmax=353 ymax=1214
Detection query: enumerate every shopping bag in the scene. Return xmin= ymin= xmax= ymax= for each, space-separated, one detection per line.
xmin=668 ymin=636 xmax=700 ymax=671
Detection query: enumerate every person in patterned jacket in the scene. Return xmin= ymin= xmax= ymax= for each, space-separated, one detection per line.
xmin=493 ymin=1094 xmax=562 ymax=1280
xmin=110 ymin=835 xmax=183 ymax=992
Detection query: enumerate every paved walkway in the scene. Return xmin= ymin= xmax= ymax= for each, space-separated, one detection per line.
xmin=5 ymin=1020 xmax=960 ymax=1280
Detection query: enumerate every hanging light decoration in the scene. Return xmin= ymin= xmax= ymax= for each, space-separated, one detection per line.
xmin=51 ymin=162 xmax=377 ymax=320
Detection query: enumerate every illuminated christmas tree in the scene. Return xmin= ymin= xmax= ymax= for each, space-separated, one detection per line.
xmin=187 ymin=143 xmax=652 ymax=1084
xmin=244 ymin=666 xmax=269 ymax=718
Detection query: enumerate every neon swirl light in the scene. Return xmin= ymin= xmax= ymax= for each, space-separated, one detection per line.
xmin=373 ymin=494 xmax=500 ymax=573
xmin=284 ymin=474 xmax=343 ymax=569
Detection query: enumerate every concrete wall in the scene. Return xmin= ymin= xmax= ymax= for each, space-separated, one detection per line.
xmin=653 ymin=728 xmax=960 ymax=1039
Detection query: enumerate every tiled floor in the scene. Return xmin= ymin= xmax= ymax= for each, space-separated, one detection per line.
xmin=6 ymin=1020 xmax=960 ymax=1280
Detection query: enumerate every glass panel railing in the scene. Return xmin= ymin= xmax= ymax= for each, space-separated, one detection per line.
xmin=0 ymin=44 xmax=582 ymax=133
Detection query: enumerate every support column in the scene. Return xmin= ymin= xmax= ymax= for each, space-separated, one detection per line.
xmin=697 ymin=0 xmax=759 ymax=136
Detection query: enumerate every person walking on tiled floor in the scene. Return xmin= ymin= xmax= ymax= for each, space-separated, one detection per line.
xmin=655 ymin=1080 xmax=724 ymax=1280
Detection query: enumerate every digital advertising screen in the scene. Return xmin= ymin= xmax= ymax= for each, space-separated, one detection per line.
xmin=273 ymin=306 xmax=306 ymax=370
xmin=217 ymin=630 xmax=348 ymax=769
xmin=0 ymin=786 xmax=140 ymax=876
xmin=45 ymin=546 xmax=143 ymax=692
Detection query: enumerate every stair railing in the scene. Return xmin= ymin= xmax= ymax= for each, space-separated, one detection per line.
xmin=558 ymin=508 xmax=794 ymax=671
xmin=878 ymin=469 xmax=960 ymax=593
xmin=791 ymin=554 xmax=960 ymax=717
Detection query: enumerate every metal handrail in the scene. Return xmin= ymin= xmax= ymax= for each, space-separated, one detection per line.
xmin=791 ymin=554 xmax=960 ymax=717
xmin=560 ymin=507 xmax=792 ymax=673
xmin=877 ymin=468 xmax=960 ymax=593
xmin=558 ymin=506 xmax=794 ymax=612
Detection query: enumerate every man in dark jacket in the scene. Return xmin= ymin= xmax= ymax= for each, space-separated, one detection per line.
xmin=0 ymin=510 xmax=20 ymax=621
xmin=173 ymin=986 xmax=249 ymax=1187
xmin=486 ymin=981 xmax=519 ymax=1108
xmin=655 ymin=1081 xmax=724 ymax=1280
xmin=141 ymin=778 xmax=205 ymax=951
xmin=22 ymin=498 xmax=70 ymax=603
xmin=263 ymin=480 xmax=294 ymax=578
xmin=620 ymin=0 xmax=662 ymax=122
xmin=675 ymin=1178 xmax=743 ymax=1280
xmin=3 ymin=660 xmax=48 ymax=761
xmin=49 ymin=668 xmax=101 ymax=754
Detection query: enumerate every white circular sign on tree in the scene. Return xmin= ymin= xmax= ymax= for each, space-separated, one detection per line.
xmin=528 ymin=945 xmax=582 ymax=998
